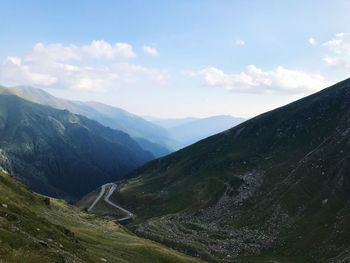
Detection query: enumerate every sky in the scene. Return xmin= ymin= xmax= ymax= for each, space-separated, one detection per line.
xmin=0 ymin=0 xmax=350 ymax=118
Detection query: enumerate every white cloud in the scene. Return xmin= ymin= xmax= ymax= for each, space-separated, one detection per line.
xmin=308 ymin=37 xmax=317 ymax=46
xmin=27 ymin=40 xmax=136 ymax=62
xmin=323 ymin=33 xmax=350 ymax=68
xmin=82 ymin=41 xmax=136 ymax=59
xmin=1 ymin=56 xmax=57 ymax=86
xmin=142 ymin=45 xmax=159 ymax=56
xmin=189 ymin=65 xmax=327 ymax=94
xmin=235 ymin=39 xmax=245 ymax=46
xmin=0 ymin=41 xmax=166 ymax=91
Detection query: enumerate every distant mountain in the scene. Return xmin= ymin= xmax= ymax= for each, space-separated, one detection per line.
xmin=88 ymin=78 xmax=350 ymax=262
xmin=0 ymin=94 xmax=153 ymax=200
xmin=1 ymin=86 xmax=175 ymax=157
xmin=145 ymin=116 xmax=198 ymax=129
xmin=2 ymin=86 xmax=243 ymax=154
xmin=148 ymin=115 xmax=245 ymax=147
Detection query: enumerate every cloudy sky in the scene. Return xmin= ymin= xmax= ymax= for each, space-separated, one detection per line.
xmin=1 ymin=0 xmax=350 ymax=118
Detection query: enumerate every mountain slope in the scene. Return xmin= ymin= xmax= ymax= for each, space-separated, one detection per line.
xmin=0 ymin=170 xmax=202 ymax=263
xmin=90 ymin=78 xmax=350 ymax=262
xmin=0 ymin=86 xmax=175 ymax=156
xmin=0 ymin=94 xmax=153 ymax=200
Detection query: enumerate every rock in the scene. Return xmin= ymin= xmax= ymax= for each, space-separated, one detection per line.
xmin=38 ymin=240 xmax=48 ymax=247
xmin=1 ymin=203 xmax=8 ymax=208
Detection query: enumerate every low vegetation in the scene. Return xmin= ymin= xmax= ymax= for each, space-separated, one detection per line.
xmin=0 ymin=171 xmax=202 ymax=263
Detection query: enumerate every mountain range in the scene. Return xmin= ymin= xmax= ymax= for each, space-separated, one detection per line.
xmin=1 ymin=86 xmax=175 ymax=157
xmin=0 ymin=85 xmax=245 ymax=201
xmin=153 ymin=115 xmax=245 ymax=147
xmin=3 ymin=85 xmax=245 ymax=155
xmin=81 ymin=78 xmax=350 ymax=262
xmin=2 ymin=78 xmax=350 ymax=262
xmin=0 ymin=93 xmax=153 ymax=200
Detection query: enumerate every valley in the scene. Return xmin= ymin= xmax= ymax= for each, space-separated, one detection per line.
xmin=0 ymin=170 xmax=202 ymax=263
xmin=2 ymin=78 xmax=350 ymax=262
xmin=87 ymin=183 xmax=134 ymax=222
xmin=1 ymin=2 xmax=349 ymax=263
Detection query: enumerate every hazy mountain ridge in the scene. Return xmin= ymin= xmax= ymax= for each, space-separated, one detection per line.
xmin=145 ymin=115 xmax=245 ymax=148
xmin=0 ymin=86 xmax=174 ymax=157
xmin=166 ymin=115 xmax=245 ymax=147
xmin=90 ymin=78 xmax=350 ymax=262
xmin=0 ymin=94 xmax=153 ymax=200
xmin=145 ymin=117 xmax=198 ymax=129
xmin=1 ymin=86 xmax=245 ymax=154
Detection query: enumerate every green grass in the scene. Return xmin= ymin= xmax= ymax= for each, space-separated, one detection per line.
xmin=79 ymin=79 xmax=350 ymax=262
xmin=0 ymin=171 xmax=203 ymax=263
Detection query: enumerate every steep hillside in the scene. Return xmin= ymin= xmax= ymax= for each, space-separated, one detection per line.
xmin=0 ymin=86 xmax=175 ymax=157
xmin=0 ymin=94 xmax=153 ymax=200
xmin=0 ymin=170 xmax=201 ymax=263
xmin=88 ymin=78 xmax=350 ymax=262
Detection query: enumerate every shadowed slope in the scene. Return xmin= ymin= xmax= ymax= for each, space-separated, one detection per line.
xmin=0 ymin=94 xmax=153 ymax=200
xmin=0 ymin=85 xmax=175 ymax=157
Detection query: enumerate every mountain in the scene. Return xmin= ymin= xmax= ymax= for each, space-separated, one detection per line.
xmin=1 ymin=86 xmax=175 ymax=157
xmin=0 ymin=170 xmax=201 ymax=263
xmin=146 ymin=115 xmax=245 ymax=147
xmin=84 ymin=78 xmax=350 ymax=262
xmin=0 ymin=93 xmax=153 ymax=200
xmin=1 ymin=86 xmax=243 ymax=153
xmin=145 ymin=116 xmax=198 ymax=129
xmin=166 ymin=115 xmax=245 ymax=147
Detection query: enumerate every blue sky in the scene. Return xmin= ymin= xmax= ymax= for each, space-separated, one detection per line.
xmin=1 ymin=0 xmax=350 ymax=118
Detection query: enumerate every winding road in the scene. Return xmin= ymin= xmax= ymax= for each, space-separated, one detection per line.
xmin=87 ymin=183 xmax=134 ymax=222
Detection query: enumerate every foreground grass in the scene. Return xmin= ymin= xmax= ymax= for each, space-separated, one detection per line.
xmin=0 ymin=171 xmax=202 ymax=263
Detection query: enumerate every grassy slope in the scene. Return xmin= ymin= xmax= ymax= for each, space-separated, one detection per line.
xmin=114 ymin=78 xmax=349 ymax=217
xmin=80 ymin=79 xmax=350 ymax=262
xmin=0 ymin=171 xmax=202 ymax=263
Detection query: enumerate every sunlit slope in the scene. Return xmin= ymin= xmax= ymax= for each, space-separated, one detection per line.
xmin=0 ymin=171 xmax=202 ymax=263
